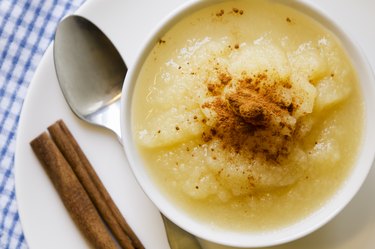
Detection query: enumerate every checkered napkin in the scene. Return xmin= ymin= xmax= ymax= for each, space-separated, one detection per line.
xmin=0 ymin=0 xmax=85 ymax=248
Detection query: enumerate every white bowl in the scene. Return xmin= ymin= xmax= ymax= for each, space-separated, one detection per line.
xmin=121 ymin=0 xmax=375 ymax=247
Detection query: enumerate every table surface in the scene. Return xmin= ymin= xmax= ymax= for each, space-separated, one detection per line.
xmin=1 ymin=0 xmax=374 ymax=248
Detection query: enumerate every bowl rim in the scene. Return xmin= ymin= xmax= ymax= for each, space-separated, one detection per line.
xmin=120 ymin=0 xmax=375 ymax=247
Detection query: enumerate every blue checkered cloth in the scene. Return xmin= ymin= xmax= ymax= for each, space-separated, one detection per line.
xmin=0 ymin=0 xmax=85 ymax=248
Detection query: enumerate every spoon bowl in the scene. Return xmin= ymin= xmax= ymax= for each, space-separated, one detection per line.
xmin=54 ymin=15 xmax=126 ymax=138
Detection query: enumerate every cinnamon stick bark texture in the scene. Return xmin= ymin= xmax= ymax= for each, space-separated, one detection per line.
xmin=30 ymin=132 xmax=118 ymax=249
xmin=48 ymin=120 xmax=144 ymax=249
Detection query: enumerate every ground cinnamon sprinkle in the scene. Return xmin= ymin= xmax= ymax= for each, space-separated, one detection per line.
xmin=216 ymin=9 xmax=224 ymax=17
xmin=202 ymin=71 xmax=298 ymax=161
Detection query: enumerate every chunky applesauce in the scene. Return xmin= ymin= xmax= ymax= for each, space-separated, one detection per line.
xmin=131 ymin=0 xmax=363 ymax=231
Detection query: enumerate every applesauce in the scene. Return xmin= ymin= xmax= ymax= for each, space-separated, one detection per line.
xmin=131 ymin=0 xmax=363 ymax=231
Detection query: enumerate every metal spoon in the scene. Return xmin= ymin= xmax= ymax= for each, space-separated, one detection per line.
xmin=53 ymin=15 xmax=202 ymax=249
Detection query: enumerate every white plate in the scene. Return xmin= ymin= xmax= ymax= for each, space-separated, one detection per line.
xmin=14 ymin=0 xmax=375 ymax=249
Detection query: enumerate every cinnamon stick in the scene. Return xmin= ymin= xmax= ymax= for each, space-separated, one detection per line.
xmin=30 ymin=132 xmax=118 ymax=249
xmin=47 ymin=120 xmax=144 ymax=249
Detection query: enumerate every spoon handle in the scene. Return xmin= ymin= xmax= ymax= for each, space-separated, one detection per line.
xmin=84 ymin=99 xmax=122 ymax=141
xmin=162 ymin=215 xmax=203 ymax=249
